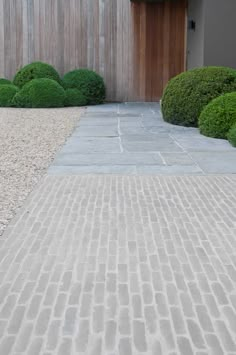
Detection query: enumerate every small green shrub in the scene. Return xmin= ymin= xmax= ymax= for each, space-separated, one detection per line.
xmin=227 ymin=124 xmax=236 ymax=147
xmin=0 ymin=78 xmax=12 ymax=86
xmin=63 ymin=69 xmax=106 ymax=104
xmin=13 ymin=78 xmax=66 ymax=108
xmin=162 ymin=66 xmax=236 ymax=127
xmin=0 ymin=85 xmax=19 ymax=107
xmin=65 ymin=88 xmax=87 ymax=107
xmin=199 ymin=92 xmax=236 ymax=139
xmin=13 ymin=62 xmax=62 ymax=88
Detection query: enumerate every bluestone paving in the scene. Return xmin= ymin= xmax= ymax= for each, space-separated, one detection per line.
xmin=1 ymin=103 xmax=236 ymax=355
xmin=50 ymin=103 xmax=236 ymax=174
xmin=1 ymin=175 xmax=236 ymax=355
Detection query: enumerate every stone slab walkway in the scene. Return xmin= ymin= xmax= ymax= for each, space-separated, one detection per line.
xmin=1 ymin=175 xmax=236 ymax=355
xmin=49 ymin=103 xmax=236 ymax=175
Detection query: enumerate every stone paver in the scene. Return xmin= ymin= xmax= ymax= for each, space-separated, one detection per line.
xmin=1 ymin=175 xmax=236 ymax=355
xmin=49 ymin=103 xmax=236 ymax=174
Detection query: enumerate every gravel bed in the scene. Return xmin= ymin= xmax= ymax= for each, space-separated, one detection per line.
xmin=0 ymin=107 xmax=83 ymax=236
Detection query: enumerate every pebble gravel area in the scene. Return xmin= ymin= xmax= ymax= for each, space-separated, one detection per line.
xmin=0 ymin=107 xmax=82 ymax=236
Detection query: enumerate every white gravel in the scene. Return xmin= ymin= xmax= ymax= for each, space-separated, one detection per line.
xmin=0 ymin=107 xmax=83 ymax=236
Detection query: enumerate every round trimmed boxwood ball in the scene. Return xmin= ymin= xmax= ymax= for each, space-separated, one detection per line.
xmin=162 ymin=66 xmax=236 ymax=127
xmin=227 ymin=124 xmax=236 ymax=147
xmin=0 ymin=85 xmax=19 ymax=107
xmin=199 ymin=92 xmax=236 ymax=139
xmin=13 ymin=61 xmax=62 ymax=88
xmin=12 ymin=78 xmax=66 ymax=108
xmin=0 ymin=78 xmax=12 ymax=86
xmin=65 ymin=88 xmax=88 ymax=107
xmin=63 ymin=69 xmax=106 ymax=105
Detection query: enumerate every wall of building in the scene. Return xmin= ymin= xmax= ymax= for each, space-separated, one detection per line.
xmin=204 ymin=0 xmax=236 ymax=69
xmin=187 ymin=0 xmax=236 ymax=70
xmin=187 ymin=0 xmax=205 ymax=69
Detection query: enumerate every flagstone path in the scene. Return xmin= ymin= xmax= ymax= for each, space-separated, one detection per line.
xmin=50 ymin=103 xmax=236 ymax=175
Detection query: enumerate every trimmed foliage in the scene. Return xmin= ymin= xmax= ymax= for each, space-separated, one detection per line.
xmin=13 ymin=61 xmax=62 ymax=88
xmin=199 ymin=92 xmax=236 ymax=139
xmin=0 ymin=78 xmax=12 ymax=86
xmin=162 ymin=66 xmax=236 ymax=127
xmin=13 ymin=78 xmax=66 ymax=108
xmin=65 ymin=88 xmax=87 ymax=107
xmin=227 ymin=124 xmax=236 ymax=147
xmin=63 ymin=69 xmax=106 ymax=105
xmin=0 ymin=85 xmax=19 ymax=107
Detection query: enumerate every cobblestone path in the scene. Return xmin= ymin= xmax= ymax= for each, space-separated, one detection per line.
xmin=1 ymin=175 xmax=236 ymax=355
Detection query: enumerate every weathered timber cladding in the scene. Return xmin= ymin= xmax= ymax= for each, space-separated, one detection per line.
xmin=0 ymin=0 xmax=186 ymax=101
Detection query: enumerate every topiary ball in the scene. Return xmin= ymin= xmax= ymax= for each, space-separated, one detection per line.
xmin=13 ymin=61 xmax=62 ymax=88
xmin=162 ymin=66 xmax=236 ymax=127
xmin=199 ymin=92 xmax=236 ymax=139
xmin=65 ymin=88 xmax=88 ymax=107
xmin=227 ymin=124 xmax=236 ymax=147
xmin=63 ymin=69 xmax=106 ymax=105
xmin=13 ymin=78 xmax=66 ymax=108
xmin=0 ymin=85 xmax=19 ymax=107
xmin=0 ymin=78 xmax=12 ymax=86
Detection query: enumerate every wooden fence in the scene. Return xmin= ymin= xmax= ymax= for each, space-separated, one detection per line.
xmin=0 ymin=0 xmax=186 ymax=101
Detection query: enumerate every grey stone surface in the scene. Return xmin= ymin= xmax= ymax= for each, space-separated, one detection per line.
xmin=58 ymin=137 xmax=121 ymax=154
xmin=73 ymin=126 xmax=119 ymax=137
xmin=1 ymin=175 xmax=236 ymax=354
xmin=53 ymin=152 xmax=163 ymax=166
xmin=50 ymin=103 xmax=236 ymax=174
xmin=189 ymin=152 xmax=236 ymax=174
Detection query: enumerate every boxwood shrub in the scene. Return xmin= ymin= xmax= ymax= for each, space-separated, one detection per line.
xmin=0 ymin=78 xmax=12 ymax=86
xmin=63 ymin=69 xmax=106 ymax=105
xmin=13 ymin=61 xmax=62 ymax=88
xmin=227 ymin=124 xmax=236 ymax=147
xmin=0 ymin=85 xmax=19 ymax=107
xmin=13 ymin=78 xmax=66 ymax=108
xmin=65 ymin=88 xmax=87 ymax=107
xmin=199 ymin=92 xmax=236 ymax=139
xmin=162 ymin=66 xmax=236 ymax=127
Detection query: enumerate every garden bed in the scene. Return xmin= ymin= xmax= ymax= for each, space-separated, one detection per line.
xmin=0 ymin=107 xmax=83 ymax=236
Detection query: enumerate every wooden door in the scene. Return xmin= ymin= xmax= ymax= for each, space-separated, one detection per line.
xmin=131 ymin=0 xmax=187 ymax=101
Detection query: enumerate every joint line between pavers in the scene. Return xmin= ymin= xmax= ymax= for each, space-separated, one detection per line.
xmin=117 ymin=106 xmax=124 ymax=153
xmin=158 ymin=152 xmax=167 ymax=166
xmin=169 ymin=133 xmax=205 ymax=174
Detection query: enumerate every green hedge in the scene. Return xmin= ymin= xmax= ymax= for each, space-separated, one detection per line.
xmin=13 ymin=62 xmax=62 ymax=88
xmin=162 ymin=66 xmax=236 ymax=127
xmin=227 ymin=124 xmax=236 ymax=147
xmin=0 ymin=85 xmax=19 ymax=107
xmin=199 ymin=92 xmax=236 ymax=139
xmin=0 ymin=62 xmax=106 ymax=108
xmin=63 ymin=69 xmax=106 ymax=105
xmin=13 ymin=78 xmax=66 ymax=108
xmin=0 ymin=78 xmax=12 ymax=86
xmin=65 ymin=88 xmax=87 ymax=107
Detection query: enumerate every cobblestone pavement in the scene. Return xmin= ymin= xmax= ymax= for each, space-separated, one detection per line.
xmin=1 ymin=175 xmax=236 ymax=355
xmin=50 ymin=103 xmax=236 ymax=175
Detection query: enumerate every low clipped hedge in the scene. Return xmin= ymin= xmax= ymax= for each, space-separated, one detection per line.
xmin=13 ymin=62 xmax=62 ymax=88
xmin=63 ymin=69 xmax=106 ymax=104
xmin=13 ymin=78 xmax=66 ymax=108
xmin=199 ymin=92 xmax=236 ymax=139
xmin=65 ymin=88 xmax=87 ymax=107
xmin=227 ymin=124 xmax=236 ymax=147
xmin=0 ymin=62 xmax=105 ymax=108
xmin=0 ymin=85 xmax=19 ymax=107
xmin=162 ymin=66 xmax=236 ymax=127
xmin=0 ymin=78 xmax=12 ymax=86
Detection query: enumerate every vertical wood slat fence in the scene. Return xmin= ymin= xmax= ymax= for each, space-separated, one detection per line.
xmin=0 ymin=0 xmax=186 ymax=102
